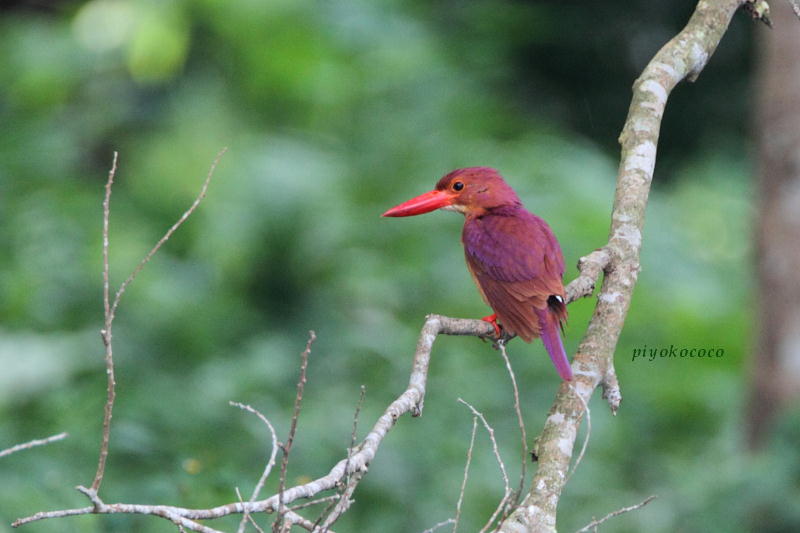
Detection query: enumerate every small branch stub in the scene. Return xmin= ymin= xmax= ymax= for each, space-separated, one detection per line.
xmin=743 ymin=0 xmax=773 ymax=26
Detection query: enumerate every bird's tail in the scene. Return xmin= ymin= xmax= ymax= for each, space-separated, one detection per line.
xmin=535 ymin=306 xmax=573 ymax=381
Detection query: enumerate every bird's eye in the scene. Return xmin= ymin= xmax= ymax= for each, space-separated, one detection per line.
xmin=452 ymin=181 xmax=464 ymax=191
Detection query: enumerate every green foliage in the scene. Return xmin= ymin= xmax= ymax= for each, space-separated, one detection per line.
xmin=0 ymin=1 xmax=793 ymax=532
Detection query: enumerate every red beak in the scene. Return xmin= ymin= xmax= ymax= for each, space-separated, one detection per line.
xmin=382 ymin=190 xmax=454 ymax=217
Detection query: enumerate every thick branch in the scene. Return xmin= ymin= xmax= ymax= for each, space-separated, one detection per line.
xmin=498 ymin=2 xmax=746 ymax=531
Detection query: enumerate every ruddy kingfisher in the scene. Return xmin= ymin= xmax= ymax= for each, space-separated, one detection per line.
xmin=382 ymin=167 xmax=572 ymax=381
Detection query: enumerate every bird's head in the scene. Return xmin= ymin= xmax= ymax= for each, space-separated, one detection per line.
xmin=382 ymin=167 xmax=522 ymax=218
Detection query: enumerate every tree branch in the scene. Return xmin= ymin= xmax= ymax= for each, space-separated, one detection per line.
xmin=453 ymin=416 xmax=478 ymax=533
xmin=573 ymin=495 xmax=657 ymax=533
xmin=457 ymin=398 xmax=511 ymax=533
xmin=14 ymin=237 xmax=608 ymax=531
xmin=274 ymin=330 xmax=315 ymax=532
xmin=0 ymin=433 xmax=68 ymax=459
xmin=91 ymin=149 xmax=226 ymax=493
xmin=498 ymin=2 xmax=748 ymax=531
xmin=497 ymin=343 xmax=527 ymax=510
xmin=230 ymin=402 xmax=279 ymax=533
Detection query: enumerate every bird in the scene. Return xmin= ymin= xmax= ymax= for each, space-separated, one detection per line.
xmin=382 ymin=167 xmax=572 ymax=381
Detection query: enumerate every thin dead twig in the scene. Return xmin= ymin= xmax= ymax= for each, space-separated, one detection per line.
xmin=452 ymin=416 xmax=478 ymax=533
xmin=574 ymin=495 xmax=657 ymax=533
xmin=93 ymin=152 xmax=119 ymax=492
xmin=230 ymin=402 xmax=278 ymax=533
xmin=343 ymin=385 xmax=366 ymax=492
xmin=0 ymin=433 xmax=68 ymax=459
xmin=236 ymin=487 xmax=266 ymax=533
xmin=316 ymin=472 xmax=359 ymax=532
xmin=91 ymin=149 xmax=227 ymax=493
xmin=565 ymin=384 xmax=591 ymax=484
xmin=457 ymin=399 xmax=511 ymax=533
xmin=422 ymin=518 xmax=456 ymax=533
xmin=274 ymin=330 xmax=316 ymax=532
xmin=282 ymin=508 xmax=335 ymax=533
xmin=289 ymin=495 xmax=339 ymax=512
xmin=497 ymin=342 xmax=527 ymax=508
xmin=312 ymin=384 xmax=367 ymax=531
xmin=107 ymin=148 xmax=228 ymax=322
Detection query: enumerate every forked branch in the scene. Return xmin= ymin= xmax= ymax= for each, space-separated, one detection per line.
xmin=91 ymin=148 xmax=227 ymax=493
xmin=13 ymin=253 xmax=604 ymax=531
xmin=499 ymin=1 xmax=748 ymax=531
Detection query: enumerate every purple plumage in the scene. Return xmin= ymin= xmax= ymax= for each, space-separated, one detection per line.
xmin=462 ymin=203 xmax=572 ymax=381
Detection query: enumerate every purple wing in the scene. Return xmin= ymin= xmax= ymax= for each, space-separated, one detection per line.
xmin=463 ymin=206 xmax=565 ymax=284
xmin=463 ymin=206 xmax=571 ymax=379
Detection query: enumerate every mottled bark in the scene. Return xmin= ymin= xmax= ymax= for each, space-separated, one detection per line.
xmin=748 ymin=0 xmax=800 ymax=449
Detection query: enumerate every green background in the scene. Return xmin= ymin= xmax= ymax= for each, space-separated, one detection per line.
xmin=1 ymin=1 xmax=797 ymax=532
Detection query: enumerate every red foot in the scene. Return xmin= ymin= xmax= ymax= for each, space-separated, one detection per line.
xmin=481 ymin=313 xmax=502 ymax=338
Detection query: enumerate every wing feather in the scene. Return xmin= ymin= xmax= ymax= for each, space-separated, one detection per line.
xmin=463 ymin=206 xmax=566 ymax=342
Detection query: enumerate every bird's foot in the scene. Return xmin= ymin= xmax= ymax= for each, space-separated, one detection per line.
xmin=481 ymin=313 xmax=502 ymax=338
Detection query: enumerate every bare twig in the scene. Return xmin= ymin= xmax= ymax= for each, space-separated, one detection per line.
xmin=497 ymin=342 xmax=527 ymax=508
xmin=101 ymin=152 xmax=117 ymax=325
xmin=274 ymin=330 xmax=315 ymax=532
xmin=422 ymin=518 xmax=456 ymax=533
xmin=91 ymin=149 xmax=226 ymax=493
xmin=230 ymin=402 xmax=278 ymax=533
xmin=344 ymin=385 xmax=366 ymax=491
xmin=316 ymin=472 xmax=360 ymax=532
xmin=574 ymin=495 xmax=657 ymax=533
xmin=313 ymin=384 xmax=367 ymax=530
xmin=282 ymin=510 xmax=336 ymax=533
xmin=289 ymin=495 xmax=339 ymax=512
xmin=93 ymin=152 xmax=118 ymax=493
xmin=452 ymin=416 xmax=478 ymax=533
xmin=457 ymin=399 xmax=511 ymax=533
xmin=310 ymin=494 xmax=342 ymax=531
xmin=107 ymin=148 xmax=228 ymax=323
xmin=236 ymin=487 xmax=266 ymax=533
xmin=565 ymin=385 xmax=591 ymax=484
xmin=0 ymin=433 xmax=68 ymax=459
